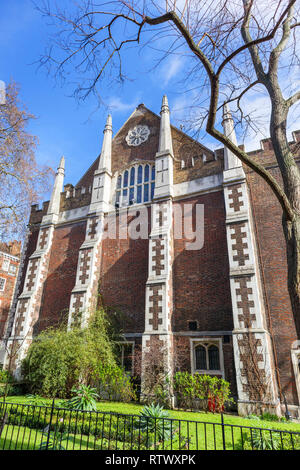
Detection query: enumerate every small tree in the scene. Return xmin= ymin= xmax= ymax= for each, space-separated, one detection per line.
xmin=21 ymin=309 xmax=117 ymax=398
xmin=0 ymin=80 xmax=53 ymax=240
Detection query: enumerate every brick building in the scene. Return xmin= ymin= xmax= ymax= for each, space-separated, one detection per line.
xmin=2 ymin=97 xmax=300 ymax=417
xmin=0 ymin=241 xmax=21 ymax=364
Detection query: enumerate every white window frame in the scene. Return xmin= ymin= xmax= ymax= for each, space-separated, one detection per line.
xmin=1 ymin=259 xmax=9 ymax=272
xmin=116 ymin=163 xmax=155 ymax=208
xmin=8 ymin=264 xmax=17 ymax=275
xmin=190 ymin=338 xmax=225 ymax=378
xmin=0 ymin=277 xmax=6 ymax=292
xmin=291 ymin=347 xmax=300 ymax=405
xmin=118 ymin=341 xmax=135 ymax=375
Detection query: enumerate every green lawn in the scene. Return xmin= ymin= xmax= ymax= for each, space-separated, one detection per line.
xmin=2 ymin=395 xmax=300 ymax=433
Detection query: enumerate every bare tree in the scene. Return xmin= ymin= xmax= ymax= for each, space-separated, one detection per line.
xmin=0 ymin=81 xmax=53 ymax=241
xmin=37 ymin=1 xmax=300 ymax=333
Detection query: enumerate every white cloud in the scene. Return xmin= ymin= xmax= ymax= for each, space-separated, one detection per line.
xmin=107 ymin=95 xmax=141 ymax=114
xmin=160 ymin=56 xmax=184 ymax=86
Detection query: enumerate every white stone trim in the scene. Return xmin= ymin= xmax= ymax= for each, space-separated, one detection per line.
xmin=291 ymin=347 xmax=300 ymax=406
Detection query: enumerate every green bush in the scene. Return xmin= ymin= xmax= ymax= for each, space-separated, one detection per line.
xmin=95 ymin=364 xmax=137 ymax=403
xmin=0 ymin=369 xmax=24 ymax=397
xmin=21 ymin=309 xmax=117 ymax=398
xmin=260 ymin=412 xmax=283 ymax=422
xmin=173 ymin=372 xmax=233 ymax=412
xmin=0 ymin=369 xmax=14 ymax=383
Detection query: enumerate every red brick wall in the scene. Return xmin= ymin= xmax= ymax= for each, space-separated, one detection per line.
xmin=99 ymin=210 xmax=150 ymax=333
xmin=0 ymin=256 xmax=19 ymax=336
xmin=247 ymin=169 xmax=299 ymax=404
xmin=173 ymin=191 xmax=233 ymax=332
xmin=38 ymin=221 xmax=86 ymax=331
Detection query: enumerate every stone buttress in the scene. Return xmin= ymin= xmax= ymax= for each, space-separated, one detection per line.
xmin=222 ymin=104 xmax=279 ymax=415
xmin=141 ymin=96 xmax=174 ymax=401
xmin=4 ymin=158 xmax=65 ymax=377
xmin=67 ymin=116 xmax=113 ymax=328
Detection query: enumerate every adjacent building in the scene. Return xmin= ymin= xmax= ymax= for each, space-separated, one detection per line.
xmin=0 ymin=241 xmax=21 ymax=364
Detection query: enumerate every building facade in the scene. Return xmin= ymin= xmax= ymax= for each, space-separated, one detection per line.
xmin=2 ymin=97 xmax=300 ymax=417
xmin=0 ymin=241 xmax=21 ymax=364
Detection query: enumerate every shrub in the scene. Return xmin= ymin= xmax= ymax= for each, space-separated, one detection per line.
xmin=0 ymin=369 xmax=14 ymax=383
xmin=136 ymin=403 xmax=175 ymax=447
xmin=21 ymin=309 xmax=117 ymax=398
xmin=260 ymin=412 xmax=281 ymax=422
xmin=64 ymin=385 xmax=99 ymax=411
xmin=173 ymin=372 xmax=233 ymax=412
xmin=95 ymin=364 xmax=136 ymax=403
xmin=0 ymin=369 xmax=23 ymax=397
xmin=239 ymin=429 xmax=281 ymax=450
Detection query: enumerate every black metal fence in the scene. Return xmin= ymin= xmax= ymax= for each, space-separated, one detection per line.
xmin=0 ymin=401 xmax=300 ymax=450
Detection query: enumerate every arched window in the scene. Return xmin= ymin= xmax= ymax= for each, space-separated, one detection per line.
xmin=195 ymin=345 xmax=206 ymax=370
xmin=116 ymin=163 xmax=155 ymax=207
xmin=208 ymin=345 xmax=220 ymax=370
xmin=193 ymin=341 xmax=221 ymax=373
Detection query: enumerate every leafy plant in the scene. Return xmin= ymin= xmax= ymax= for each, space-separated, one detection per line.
xmin=25 ymin=394 xmax=47 ymax=406
xmin=21 ymin=309 xmax=117 ymax=398
xmin=260 ymin=412 xmax=281 ymax=422
xmin=65 ymin=385 xmax=99 ymax=411
xmin=96 ymin=363 xmax=136 ymax=403
xmin=280 ymin=432 xmax=300 ymax=450
xmin=245 ymin=414 xmax=260 ymax=421
xmin=240 ymin=429 xmax=281 ymax=450
xmin=173 ymin=372 xmax=233 ymax=412
xmin=137 ymin=403 xmax=174 ymax=447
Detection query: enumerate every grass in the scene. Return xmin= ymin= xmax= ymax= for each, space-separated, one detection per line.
xmin=1 ymin=396 xmax=300 ymax=450
xmin=2 ymin=395 xmax=300 ymax=432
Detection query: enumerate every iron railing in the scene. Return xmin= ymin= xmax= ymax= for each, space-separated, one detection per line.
xmin=0 ymin=401 xmax=299 ymax=450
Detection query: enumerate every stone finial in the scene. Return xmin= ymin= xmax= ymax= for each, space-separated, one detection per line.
xmin=222 ymin=103 xmax=241 ymax=170
xmin=98 ymin=114 xmax=112 ymax=173
xmin=58 ymin=156 xmax=65 ymax=170
xmin=47 ymin=156 xmax=65 ymax=215
xmin=158 ymin=95 xmax=173 ymax=155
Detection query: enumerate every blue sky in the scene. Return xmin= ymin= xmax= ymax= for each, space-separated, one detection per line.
xmin=1 ymin=0 xmax=300 ymax=205
xmin=0 ymin=0 xmax=201 ymax=199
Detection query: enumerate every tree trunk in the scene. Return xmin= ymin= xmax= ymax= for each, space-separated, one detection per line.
xmin=282 ymin=213 xmax=300 ymax=338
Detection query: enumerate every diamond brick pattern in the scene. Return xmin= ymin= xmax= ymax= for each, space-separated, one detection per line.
xmin=149 ymin=285 xmax=163 ymax=330
xmin=234 ymin=277 xmax=256 ymax=327
xmin=25 ymin=258 xmax=39 ymax=291
xmin=79 ymin=249 xmax=92 ymax=285
xmin=230 ymin=223 xmax=249 ymax=266
xmin=228 ymin=185 xmax=244 ymax=212
xmin=152 ymin=238 xmax=165 ymax=275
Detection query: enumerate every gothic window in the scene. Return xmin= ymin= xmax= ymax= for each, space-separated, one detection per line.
xmin=116 ymin=163 xmax=155 ymax=207
xmin=0 ymin=277 xmax=6 ymax=291
xmin=192 ymin=339 xmax=223 ymax=375
xmin=119 ymin=342 xmax=134 ymax=375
